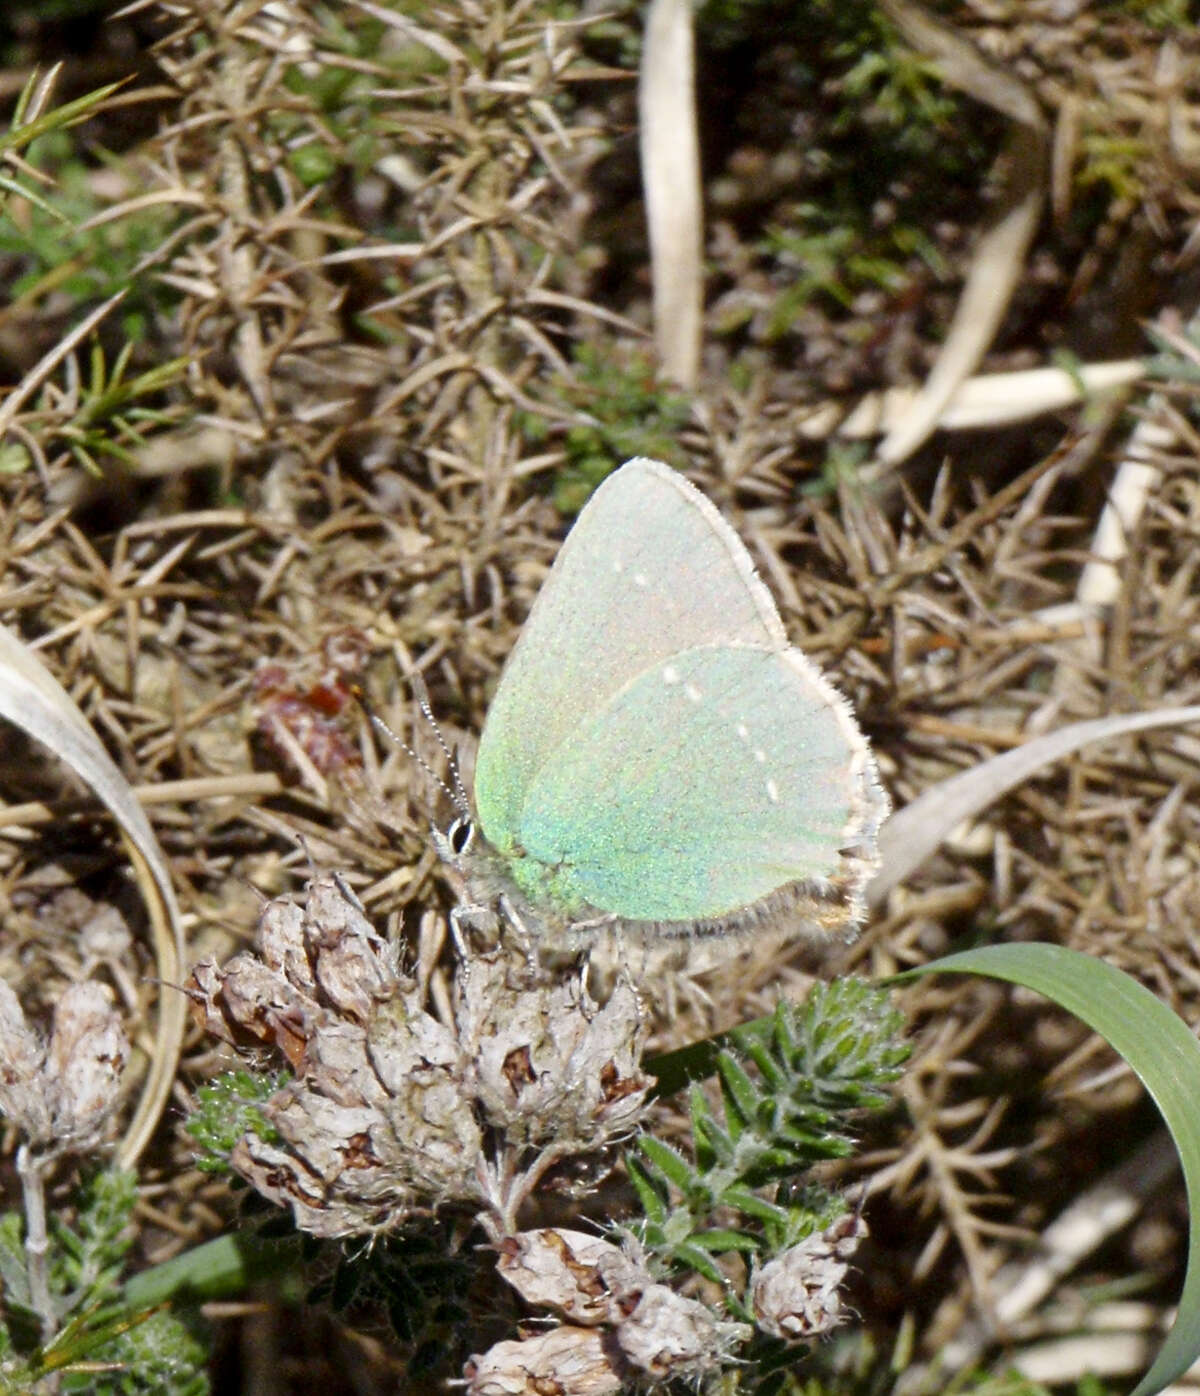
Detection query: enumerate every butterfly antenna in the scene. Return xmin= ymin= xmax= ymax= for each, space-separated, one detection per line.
xmin=351 ymin=679 xmax=470 ymax=819
xmin=408 ymin=672 xmax=473 ymax=818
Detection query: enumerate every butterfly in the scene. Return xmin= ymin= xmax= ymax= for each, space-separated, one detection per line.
xmin=439 ymin=457 xmax=887 ymax=943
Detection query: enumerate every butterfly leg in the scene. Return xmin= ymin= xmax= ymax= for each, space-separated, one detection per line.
xmin=496 ymin=893 xmax=542 ymax=978
xmin=448 ymin=902 xmax=500 ymax=961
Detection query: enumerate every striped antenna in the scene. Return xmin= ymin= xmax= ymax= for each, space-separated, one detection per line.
xmin=351 ymin=678 xmax=471 ymax=820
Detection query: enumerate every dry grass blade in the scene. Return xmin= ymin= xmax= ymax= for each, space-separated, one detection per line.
xmin=876 ymin=141 xmax=1047 ymax=471
xmin=800 ymin=358 xmax=1144 ymax=441
xmin=870 ymin=0 xmax=1049 ymax=470
xmin=639 ymin=0 xmax=702 ymax=388
xmin=347 ymin=0 xmax=467 ymax=65
xmin=877 ymin=0 xmax=1045 ymax=129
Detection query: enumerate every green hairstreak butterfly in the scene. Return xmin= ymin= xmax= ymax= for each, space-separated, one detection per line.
xmin=442 ymin=457 xmax=887 ymax=941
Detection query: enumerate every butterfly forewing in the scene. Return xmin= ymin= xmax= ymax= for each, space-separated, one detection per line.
xmin=474 ymin=458 xmax=786 ymax=851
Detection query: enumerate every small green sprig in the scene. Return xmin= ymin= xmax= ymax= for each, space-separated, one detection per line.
xmin=520 ymin=345 xmax=692 ymax=513
xmin=185 ymin=1069 xmax=288 ymax=1175
xmin=0 ymin=1172 xmax=208 ymax=1395
xmin=0 ymin=67 xmax=126 ymax=217
xmin=36 ymin=339 xmax=191 ymax=477
xmin=628 ymin=980 xmax=907 ymax=1299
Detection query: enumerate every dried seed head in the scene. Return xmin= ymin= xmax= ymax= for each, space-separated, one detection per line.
xmin=751 ymin=1211 xmax=868 ymax=1342
xmin=303 ymin=878 xmax=397 ymax=1018
xmin=0 ymin=978 xmax=127 ymax=1154
xmin=0 ymin=979 xmax=52 ymax=1143
xmin=491 ymin=1227 xmax=750 ymax=1388
xmin=189 ymin=878 xmax=654 ymax=1237
xmin=612 ymin=1279 xmax=747 ymax=1381
xmin=47 ymin=982 xmax=129 ymax=1149
xmin=193 ymin=880 xmax=479 ymax=1235
xmin=463 ymin=1326 xmax=624 ymax=1396
xmin=457 ymin=948 xmax=651 ymax=1151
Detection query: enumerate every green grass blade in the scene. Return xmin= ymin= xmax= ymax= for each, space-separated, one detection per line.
xmin=902 ymin=942 xmax=1200 ymax=1396
xmin=0 ymin=80 xmax=126 ymax=156
xmin=122 ymin=1230 xmax=295 ymax=1308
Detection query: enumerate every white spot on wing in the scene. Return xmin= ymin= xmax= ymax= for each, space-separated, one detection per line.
xmin=736 ymin=723 xmax=750 ymax=741
xmin=754 ymin=748 xmax=766 ymax=764
xmin=662 ymin=664 xmax=680 ymax=685
xmin=685 ymin=683 xmax=702 ymax=704
xmin=633 ymin=572 xmax=649 ymax=588
xmin=766 ymin=778 xmax=781 ymax=804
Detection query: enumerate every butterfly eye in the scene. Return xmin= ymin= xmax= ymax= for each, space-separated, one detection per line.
xmin=447 ymin=815 xmax=475 ymax=856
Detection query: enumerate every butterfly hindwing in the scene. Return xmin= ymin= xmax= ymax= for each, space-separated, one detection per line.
xmin=511 ymin=644 xmax=878 ymax=925
xmin=467 ymin=457 xmax=887 ymax=937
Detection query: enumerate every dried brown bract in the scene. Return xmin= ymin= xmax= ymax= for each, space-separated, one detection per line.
xmin=189 ymin=877 xmax=654 ymax=1237
xmin=496 ymin=1228 xmax=647 ymax=1327
xmin=464 ymin=1325 xmax=623 ymax=1396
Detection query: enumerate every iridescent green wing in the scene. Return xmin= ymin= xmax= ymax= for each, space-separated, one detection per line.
xmin=474 ymin=458 xmax=784 ymax=852
xmin=513 ymin=644 xmax=881 ymax=925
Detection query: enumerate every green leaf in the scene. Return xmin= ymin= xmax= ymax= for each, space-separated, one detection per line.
xmin=0 ymin=443 xmax=31 ymax=476
xmin=123 ymin=1230 xmax=294 ymax=1309
xmin=716 ymin=1050 xmax=760 ymax=1135
xmin=670 ymin=1241 xmax=729 ymax=1287
xmin=718 ymin=1187 xmax=790 ymax=1225
xmin=626 ymin=1154 xmax=669 ymax=1224
xmin=902 ymin=942 xmax=1200 ymax=1396
xmin=689 ymin=1084 xmax=721 ymax=1171
xmin=691 ymin=1088 xmax=736 ymax=1168
xmin=689 ymin=1228 xmax=760 ymax=1254
xmin=745 ymin=1145 xmax=814 ymax=1181
xmin=737 ymin=1032 xmax=785 ymax=1091
xmin=0 ymin=1212 xmax=30 ymax=1307
xmin=638 ymin=1135 xmax=695 ymax=1193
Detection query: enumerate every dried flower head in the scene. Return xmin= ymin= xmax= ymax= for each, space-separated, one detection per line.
xmin=496 ymin=1228 xmax=646 ymax=1327
xmin=189 ymin=877 xmax=654 ymax=1237
xmin=0 ymin=979 xmax=52 ymax=1145
xmin=464 ymin=1325 xmax=624 ymax=1396
xmin=0 ymin=978 xmax=128 ymax=1155
xmin=751 ymin=1210 xmax=868 ymax=1342
xmin=457 ymin=947 xmax=649 ymax=1151
xmin=485 ymin=1226 xmax=750 ymax=1389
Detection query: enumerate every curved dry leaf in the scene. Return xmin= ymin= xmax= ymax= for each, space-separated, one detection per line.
xmin=869 ymin=704 xmax=1200 ymax=906
xmin=0 ymin=622 xmax=184 ymax=1167
xmin=347 ymin=0 xmax=465 ymax=65
xmin=869 ymin=0 xmax=1049 ymax=472
xmin=877 ymin=0 xmax=1044 ymax=129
